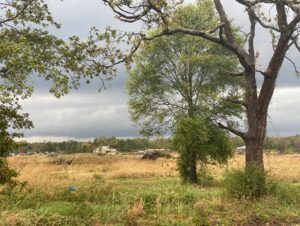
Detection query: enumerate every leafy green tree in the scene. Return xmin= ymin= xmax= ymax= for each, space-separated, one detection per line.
xmin=173 ymin=116 xmax=232 ymax=182
xmin=127 ymin=2 xmax=239 ymax=182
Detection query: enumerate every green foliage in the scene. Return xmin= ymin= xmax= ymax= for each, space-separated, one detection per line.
xmin=223 ymin=165 xmax=267 ymax=198
xmin=0 ymin=84 xmax=33 ymax=157
xmin=263 ymin=135 xmax=300 ymax=154
xmin=230 ymin=135 xmax=300 ymax=154
xmin=173 ymin=116 xmax=232 ymax=182
xmin=127 ymin=1 xmax=240 ymax=183
xmin=16 ymin=137 xmax=172 ymax=154
xmin=0 ymin=159 xmax=18 ymax=185
xmin=93 ymin=136 xmax=171 ymax=152
xmin=127 ymin=2 xmax=242 ymax=136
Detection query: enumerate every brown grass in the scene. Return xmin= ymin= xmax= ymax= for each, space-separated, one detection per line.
xmin=6 ymin=153 xmax=300 ymax=191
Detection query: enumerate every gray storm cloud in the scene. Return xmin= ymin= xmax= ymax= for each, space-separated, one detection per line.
xmin=19 ymin=0 xmax=300 ymax=142
xmin=21 ymin=82 xmax=140 ymax=139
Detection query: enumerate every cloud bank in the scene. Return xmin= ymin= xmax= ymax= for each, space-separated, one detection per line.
xmin=18 ymin=0 xmax=300 ymax=142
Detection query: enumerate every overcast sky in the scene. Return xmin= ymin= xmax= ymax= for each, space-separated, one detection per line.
xmin=19 ymin=0 xmax=300 ymax=142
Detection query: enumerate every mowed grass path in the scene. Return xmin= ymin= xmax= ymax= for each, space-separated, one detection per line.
xmin=0 ymin=154 xmax=300 ymax=225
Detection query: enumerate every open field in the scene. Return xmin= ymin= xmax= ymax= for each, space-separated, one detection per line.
xmin=0 ymin=153 xmax=300 ymax=225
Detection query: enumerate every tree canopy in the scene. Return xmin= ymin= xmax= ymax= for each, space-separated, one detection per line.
xmin=127 ymin=2 xmax=238 ymax=182
xmin=127 ymin=2 xmax=243 ymax=136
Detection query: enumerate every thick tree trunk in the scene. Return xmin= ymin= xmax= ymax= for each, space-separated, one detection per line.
xmin=244 ymin=112 xmax=267 ymax=195
xmin=243 ymin=69 xmax=277 ymax=194
xmin=244 ymin=112 xmax=266 ymax=167
xmin=244 ymin=73 xmax=277 ymax=164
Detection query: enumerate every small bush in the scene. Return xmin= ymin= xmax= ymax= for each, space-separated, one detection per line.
xmin=223 ymin=165 xmax=266 ymax=198
xmin=224 ymin=165 xmax=300 ymax=202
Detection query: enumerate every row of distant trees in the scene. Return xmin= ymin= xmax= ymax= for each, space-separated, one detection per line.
xmin=15 ymin=135 xmax=300 ymax=155
xmin=15 ymin=137 xmax=171 ymax=154
xmin=232 ymin=135 xmax=300 ymax=154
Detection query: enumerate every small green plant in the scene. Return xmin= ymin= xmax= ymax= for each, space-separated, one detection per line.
xmin=223 ymin=164 xmax=266 ymax=198
xmin=141 ymin=193 xmax=157 ymax=212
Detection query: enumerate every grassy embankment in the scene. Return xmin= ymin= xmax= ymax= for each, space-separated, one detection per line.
xmin=0 ymin=153 xmax=300 ymax=225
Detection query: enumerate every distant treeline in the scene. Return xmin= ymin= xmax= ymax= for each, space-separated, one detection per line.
xmin=15 ymin=136 xmax=171 ymax=154
xmin=15 ymin=135 xmax=300 ymax=154
xmin=231 ymin=135 xmax=300 ymax=154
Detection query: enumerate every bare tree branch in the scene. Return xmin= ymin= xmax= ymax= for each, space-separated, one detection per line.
xmin=142 ymin=26 xmax=253 ymax=71
xmin=292 ymin=37 xmax=300 ymax=52
xmin=224 ymin=70 xmax=245 ymax=77
xmin=213 ymin=0 xmax=235 ymax=44
xmin=285 ymin=55 xmax=299 ymax=73
xmin=222 ymin=98 xmax=247 ymax=108
xmin=218 ymin=122 xmax=245 ymax=139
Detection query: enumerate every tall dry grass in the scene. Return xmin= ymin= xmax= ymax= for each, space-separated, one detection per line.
xmin=7 ymin=154 xmax=177 ymax=193
xmin=6 ymin=153 xmax=300 ymax=193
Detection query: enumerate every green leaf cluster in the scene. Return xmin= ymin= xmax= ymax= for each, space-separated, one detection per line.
xmin=127 ymin=1 xmax=243 ymax=136
xmin=173 ymin=116 xmax=232 ymax=182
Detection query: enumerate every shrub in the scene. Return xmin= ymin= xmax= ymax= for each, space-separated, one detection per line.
xmin=0 ymin=159 xmax=18 ymax=185
xmin=223 ymin=165 xmax=266 ymax=198
xmin=224 ymin=165 xmax=300 ymax=202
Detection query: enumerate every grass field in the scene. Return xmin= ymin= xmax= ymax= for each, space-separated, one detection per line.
xmin=0 ymin=153 xmax=300 ymax=225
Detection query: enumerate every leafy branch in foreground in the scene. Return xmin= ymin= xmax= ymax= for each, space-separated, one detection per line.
xmin=0 ymin=1 xmax=139 ymax=162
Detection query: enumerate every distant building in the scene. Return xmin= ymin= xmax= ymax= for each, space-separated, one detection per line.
xmin=235 ymin=146 xmax=246 ymax=154
xmin=93 ymin=146 xmax=118 ymax=155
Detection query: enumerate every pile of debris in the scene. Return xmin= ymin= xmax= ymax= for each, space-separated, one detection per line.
xmin=141 ymin=150 xmax=171 ymax=160
xmin=52 ymin=157 xmax=73 ymax=165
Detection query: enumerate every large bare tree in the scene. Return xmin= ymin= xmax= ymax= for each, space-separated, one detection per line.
xmin=101 ymin=0 xmax=300 ymax=190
